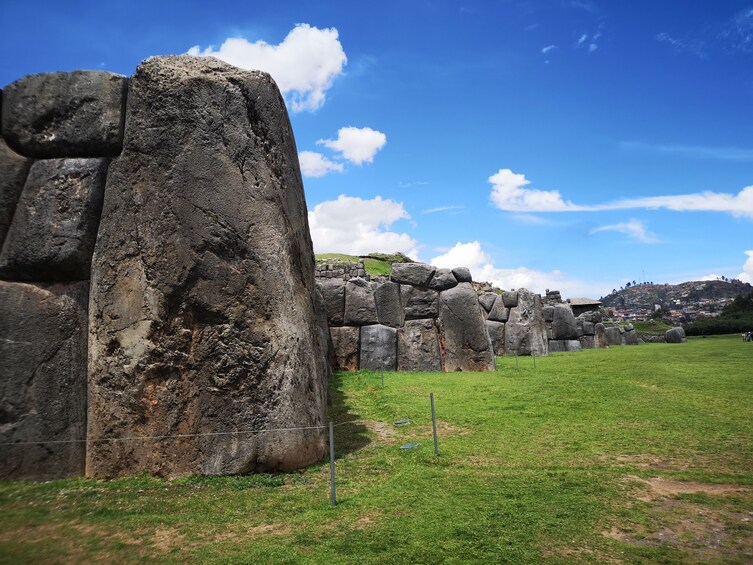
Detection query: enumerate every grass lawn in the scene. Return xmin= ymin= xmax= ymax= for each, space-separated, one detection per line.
xmin=1 ymin=335 xmax=752 ymax=563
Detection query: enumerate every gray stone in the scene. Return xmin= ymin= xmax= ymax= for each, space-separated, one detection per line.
xmin=486 ymin=320 xmax=505 ymax=356
xmin=87 ymin=56 xmax=327 ymax=478
xmin=542 ymin=305 xmax=555 ymax=322
xmin=551 ymin=304 xmax=579 ymax=340
xmin=594 ymin=323 xmax=608 ymax=348
xmin=374 ymin=281 xmax=403 ymax=328
xmin=0 ymin=139 xmax=31 ymax=248
xmin=0 ymin=158 xmax=107 ymax=281
xmin=0 ymin=281 xmax=88 ymax=480
xmin=317 ymin=279 xmax=345 ymax=326
xmin=360 ymin=324 xmax=397 ymax=371
xmin=665 ymin=327 xmax=687 ymax=344
xmin=581 ymin=321 xmax=595 ymax=336
xmin=578 ymin=310 xmax=603 ymax=323
xmin=487 ymin=295 xmax=510 ymax=323
xmin=451 ymin=266 xmax=472 ymax=282
xmin=579 ymin=335 xmax=595 ymax=349
xmin=624 ymin=323 xmax=634 ymax=331
xmin=428 ymin=268 xmax=458 ymax=291
xmin=624 ymin=329 xmax=640 ymax=345
xmin=502 ymin=291 xmax=518 ymax=308
xmin=605 ymin=326 xmax=622 ymax=346
xmin=504 ymin=289 xmax=548 ymax=357
xmin=401 ymin=285 xmax=439 ymax=319
xmin=478 ymin=292 xmax=497 ymax=313
xmin=2 ymin=70 xmax=127 ymax=158
xmin=397 ymin=319 xmax=441 ymax=372
xmin=437 ymin=282 xmax=495 ymax=371
xmin=344 ymin=278 xmax=378 ymax=326
xmin=390 ymin=262 xmax=435 ymax=286
xmin=548 ymin=340 xmax=569 ymax=353
xmin=330 ymin=326 xmax=360 ymax=371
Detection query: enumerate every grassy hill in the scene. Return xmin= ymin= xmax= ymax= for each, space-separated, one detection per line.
xmin=315 ymin=252 xmax=413 ymax=277
xmin=2 ymin=335 xmax=752 ymax=563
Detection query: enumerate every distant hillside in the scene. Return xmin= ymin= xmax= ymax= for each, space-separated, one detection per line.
xmin=315 ymin=252 xmax=414 ymax=276
xmin=684 ymin=293 xmax=753 ymax=335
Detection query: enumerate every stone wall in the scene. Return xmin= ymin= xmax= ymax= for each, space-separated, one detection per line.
xmin=1 ymin=56 xmax=328 ymax=479
xmin=315 ymin=261 xmax=369 ymax=281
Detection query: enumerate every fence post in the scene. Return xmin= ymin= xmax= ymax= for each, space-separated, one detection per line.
xmin=430 ymin=393 xmax=439 ymax=456
xmin=329 ymin=421 xmax=336 ymax=507
xmin=381 ymin=368 xmax=384 ymax=388
xmin=533 ymin=352 xmax=536 ymax=368
xmin=515 ymin=350 xmax=518 ymax=370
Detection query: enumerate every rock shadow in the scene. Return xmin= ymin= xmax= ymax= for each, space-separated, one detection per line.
xmin=327 ymin=372 xmax=370 ymax=458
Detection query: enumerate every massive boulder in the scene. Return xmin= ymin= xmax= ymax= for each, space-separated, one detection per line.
xmin=428 ymin=268 xmax=458 ymax=291
xmin=551 ymin=303 xmax=579 ymax=340
xmin=604 ymin=326 xmax=622 ymax=346
xmin=438 ymin=282 xmax=495 ymax=371
xmin=344 ymin=278 xmax=378 ymax=326
xmin=87 ymin=56 xmax=327 ymax=478
xmin=360 ymin=324 xmax=397 ymax=371
xmin=478 ymin=292 xmax=497 ymax=313
xmin=401 ymin=285 xmax=439 ymax=319
xmin=390 ymin=262 xmax=435 ymax=287
xmin=504 ymin=289 xmax=548 ymax=356
xmin=665 ymin=327 xmax=687 ymax=344
xmin=452 ymin=267 xmax=472 ymax=282
xmin=1 ymin=70 xmax=127 ymax=158
xmin=317 ymin=279 xmax=345 ymax=326
xmin=0 ymin=139 xmax=31 ymax=247
xmin=397 ymin=319 xmax=441 ymax=372
xmin=549 ymin=339 xmax=582 ymax=353
xmin=330 ymin=326 xmax=360 ymax=371
xmin=375 ymin=281 xmax=404 ymax=328
xmin=594 ymin=323 xmax=608 ymax=348
xmin=486 ymin=320 xmax=505 ymax=356
xmin=0 ymin=281 xmax=88 ymax=480
xmin=487 ymin=296 xmax=509 ymax=323
xmin=0 ymin=158 xmax=107 ymax=280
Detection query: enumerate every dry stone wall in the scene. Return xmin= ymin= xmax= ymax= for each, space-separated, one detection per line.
xmin=1 ymin=56 xmax=328 ymax=480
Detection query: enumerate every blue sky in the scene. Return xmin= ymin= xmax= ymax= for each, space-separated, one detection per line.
xmin=2 ymin=0 xmax=752 ymax=297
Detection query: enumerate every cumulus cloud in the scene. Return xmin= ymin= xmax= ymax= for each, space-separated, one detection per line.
xmin=590 ymin=219 xmax=657 ymax=243
xmin=738 ymin=250 xmax=753 ymax=283
xmin=317 ymin=126 xmax=387 ymax=165
xmin=298 ymin=151 xmax=344 ymax=178
xmin=489 ymin=168 xmax=753 ymax=219
xmin=430 ymin=241 xmax=607 ymax=297
xmin=308 ymin=195 xmax=419 ymax=257
xmin=701 ymin=274 xmax=724 ymax=281
xmin=187 ymin=23 xmax=347 ymax=112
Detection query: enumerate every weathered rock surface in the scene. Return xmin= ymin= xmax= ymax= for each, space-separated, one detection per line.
xmin=579 ymin=335 xmax=595 ymax=349
xmin=397 ymin=319 xmax=441 ymax=372
xmin=551 ymin=304 xmax=579 ymax=340
xmin=344 ymin=278 xmax=378 ymax=326
xmin=390 ymin=262 xmax=435 ymax=287
xmin=665 ymin=327 xmax=687 ymax=344
xmin=542 ymin=305 xmax=555 ymax=323
xmin=624 ymin=329 xmax=640 ymax=345
xmin=401 ymin=285 xmax=438 ymax=319
xmin=360 ymin=324 xmax=397 ymax=371
xmin=486 ymin=320 xmax=505 ymax=356
xmin=577 ymin=319 xmax=595 ymax=336
xmin=452 ymin=267 xmax=472 ymax=282
xmin=438 ymin=282 xmax=495 ymax=371
xmin=375 ymin=281 xmax=404 ymax=328
xmin=0 ymin=139 xmax=31 ymax=248
xmin=504 ymin=289 xmax=548 ymax=357
xmin=428 ymin=268 xmax=458 ymax=291
xmin=317 ymin=279 xmax=345 ymax=326
xmin=549 ymin=339 xmax=582 ymax=353
xmin=0 ymin=281 xmax=88 ymax=480
xmin=1 ymin=71 xmax=127 ymax=158
xmin=502 ymin=291 xmax=518 ymax=308
xmin=0 ymin=158 xmax=107 ymax=280
xmin=487 ymin=296 xmax=510 ymax=323
xmin=478 ymin=292 xmax=497 ymax=313
xmin=87 ymin=56 xmax=327 ymax=478
xmin=605 ymin=326 xmax=622 ymax=346
xmin=594 ymin=323 xmax=608 ymax=348
xmin=330 ymin=326 xmax=360 ymax=371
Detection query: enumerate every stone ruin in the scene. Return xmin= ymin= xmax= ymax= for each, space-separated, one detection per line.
xmin=1 ymin=56 xmax=329 ymax=480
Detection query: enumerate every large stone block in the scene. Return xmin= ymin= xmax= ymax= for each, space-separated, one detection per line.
xmin=0 ymin=139 xmax=31 ymax=248
xmin=478 ymin=292 xmax=497 ymax=313
xmin=344 ymin=278 xmax=378 ymax=325
xmin=624 ymin=329 xmax=640 ymax=345
xmin=594 ymin=323 xmax=608 ymax=348
xmin=549 ymin=339 xmax=582 ymax=353
xmin=551 ymin=303 xmax=579 ymax=340
xmin=487 ymin=295 xmax=510 ymax=322
xmin=502 ymin=291 xmax=518 ymax=308
xmin=360 ymin=324 xmax=397 ymax=371
xmin=390 ymin=262 xmax=435 ymax=287
xmin=504 ymin=289 xmax=548 ymax=356
xmin=579 ymin=335 xmax=595 ymax=349
xmin=0 ymin=281 xmax=88 ymax=480
xmin=1 ymin=70 xmax=127 ymax=158
xmin=428 ymin=268 xmax=458 ymax=291
xmin=665 ymin=327 xmax=687 ymax=344
xmin=486 ymin=320 xmax=505 ymax=356
xmin=0 ymin=158 xmax=107 ymax=280
xmin=398 ymin=319 xmax=441 ymax=372
xmin=452 ymin=267 xmax=472 ymax=282
xmin=375 ymin=281 xmax=404 ymax=328
xmin=330 ymin=326 xmax=360 ymax=371
xmin=438 ymin=282 xmax=495 ymax=371
xmin=317 ymin=279 xmax=345 ymax=325
xmin=401 ymin=284 xmax=438 ymax=319
xmin=605 ymin=326 xmax=622 ymax=346
xmin=87 ymin=56 xmax=327 ymax=478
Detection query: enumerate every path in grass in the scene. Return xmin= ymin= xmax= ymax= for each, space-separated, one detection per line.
xmin=1 ymin=335 xmax=751 ymax=563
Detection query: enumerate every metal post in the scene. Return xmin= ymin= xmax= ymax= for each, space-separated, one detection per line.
xmin=515 ymin=350 xmax=518 ymax=370
xmin=381 ymin=368 xmax=384 ymax=388
xmin=430 ymin=393 xmax=439 ymax=456
xmin=533 ymin=352 xmax=536 ymax=368
xmin=329 ymin=421 xmax=336 ymax=507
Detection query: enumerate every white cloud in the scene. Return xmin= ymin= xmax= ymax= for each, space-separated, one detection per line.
xmin=317 ymin=126 xmax=387 ymax=165
xmin=488 ymin=168 xmax=753 ymax=219
xmin=422 ymin=205 xmax=464 ymax=214
xmin=541 ymin=45 xmax=558 ymax=54
xmin=187 ymin=23 xmax=347 ymax=112
xmin=308 ymin=195 xmax=419 ymax=258
xmin=589 ymin=43 xmax=598 ymax=53
xmin=590 ymin=219 xmax=657 ymax=243
xmin=298 ymin=151 xmax=344 ymax=178
xmin=577 ymin=34 xmax=588 ymax=46
xmin=430 ymin=241 xmax=607 ymax=297
xmin=738 ymin=250 xmax=753 ymax=283
xmin=701 ymin=273 xmax=724 ymax=281
xmin=621 ymin=141 xmax=753 ymax=161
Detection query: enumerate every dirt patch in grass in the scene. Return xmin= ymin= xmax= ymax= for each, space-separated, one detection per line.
xmin=364 ymin=420 xmax=397 ymax=442
xmin=214 ymin=523 xmax=291 ymax=543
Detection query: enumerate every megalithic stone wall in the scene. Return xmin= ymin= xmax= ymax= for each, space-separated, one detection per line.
xmin=1 ymin=56 xmax=329 ymax=480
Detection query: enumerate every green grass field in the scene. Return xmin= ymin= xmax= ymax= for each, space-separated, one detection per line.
xmin=2 ymin=335 xmax=752 ymax=563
